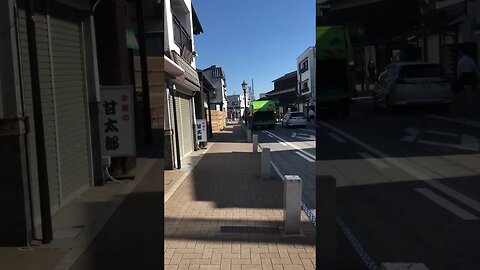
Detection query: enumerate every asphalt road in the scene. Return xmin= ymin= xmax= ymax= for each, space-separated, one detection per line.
xmin=318 ymin=95 xmax=480 ymax=270
xmin=253 ymin=122 xmax=316 ymax=213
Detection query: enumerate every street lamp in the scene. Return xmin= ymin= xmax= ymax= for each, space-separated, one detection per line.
xmin=241 ymin=80 xmax=248 ymax=126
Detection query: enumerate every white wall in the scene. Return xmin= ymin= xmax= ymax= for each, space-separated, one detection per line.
xmin=297 ymin=46 xmax=316 ymax=106
xmin=164 ymin=0 xmax=196 ymax=68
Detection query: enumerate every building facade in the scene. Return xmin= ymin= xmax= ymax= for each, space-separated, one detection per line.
xmin=297 ymin=46 xmax=316 ymax=113
xmin=164 ymin=0 xmax=203 ymax=170
xmin=0 ymin=0 xmax=100 ymax=245
xmin=266 ymin=71 xmax=298 ymax=116
xmin=227 ymin=94 xmax=248 ymax=119
xmin=203 ymin=65 xmax=228 ymax=111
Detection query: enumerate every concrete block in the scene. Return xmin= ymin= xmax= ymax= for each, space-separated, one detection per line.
xmin=261 ymin=148 xmax=271 ymax=179
xmin=283 ymin=175 xmax=301 ymax=234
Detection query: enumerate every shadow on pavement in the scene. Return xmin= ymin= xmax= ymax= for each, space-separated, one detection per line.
xmin=69 ymin=159 xmax=164 ymax=270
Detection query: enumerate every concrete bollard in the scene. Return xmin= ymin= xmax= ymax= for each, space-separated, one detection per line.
xmin=316 ymin=175 xmax=337 ymax=270
xmin=261 ymin=147 xmax=271 ymax=179
xmin=247 ymin=129 xmax=252 ymax=142
xmin=252 ymin=134 xmax=258 ymax=153
xmin=283 ymin=175 xmax=302 ymax=234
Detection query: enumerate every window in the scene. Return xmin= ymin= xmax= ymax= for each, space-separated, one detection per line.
xmin=212 ymin=68 xmax=223 ymax=78
xmin=299 ymin=59 xmax=308 ymax=72
xmin=300 ymin=80 xmax=309 ymax=92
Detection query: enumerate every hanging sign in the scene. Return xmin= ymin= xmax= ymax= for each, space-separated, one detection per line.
xmin=196 ymin=119 xmax=207 ymax=143
xmin=100 ymin=85 xmax=136 ymax=156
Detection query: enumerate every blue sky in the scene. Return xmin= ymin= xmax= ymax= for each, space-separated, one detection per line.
xmin=193 ymin=0 xmax=315 ymax=99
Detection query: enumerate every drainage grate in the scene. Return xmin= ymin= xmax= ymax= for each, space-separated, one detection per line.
xmin=220 ymin=226 xmax=280 ymax=235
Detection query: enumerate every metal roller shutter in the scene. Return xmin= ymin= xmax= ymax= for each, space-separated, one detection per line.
xmin=175 ymin=96 xmax=184 ymax=158
xmin=49 ymin=17 xmax=90 ymax=200
xmin=180 ymin=97 xmax=193 ymax=157
xmin=18 ymin=10 xmax=60 ymax=222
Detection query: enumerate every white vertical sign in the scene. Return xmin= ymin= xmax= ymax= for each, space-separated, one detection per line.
xmin=100 ymin=85 xmax=136 ymax=156
xmin=196 ymin=119 xmax=207 ymax=143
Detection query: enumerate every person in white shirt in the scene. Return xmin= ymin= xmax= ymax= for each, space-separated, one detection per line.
xmin=308 ymin=108 xmax=315 ymax=121
xmin=457 ymin=50 xmax=480 ymax=91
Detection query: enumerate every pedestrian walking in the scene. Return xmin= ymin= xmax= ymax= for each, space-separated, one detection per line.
xmin=308 ymin=108 xmax=315 ymax=121
xmin=457 ymin=50 xmax=480 ymax=92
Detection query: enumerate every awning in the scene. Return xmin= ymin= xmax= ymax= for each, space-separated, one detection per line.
xmin=164 ymin=56 xmax=185 ymax=78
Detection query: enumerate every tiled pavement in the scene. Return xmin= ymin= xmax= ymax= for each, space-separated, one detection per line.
xmin=164 ymin=123 xmax=316 ymax=270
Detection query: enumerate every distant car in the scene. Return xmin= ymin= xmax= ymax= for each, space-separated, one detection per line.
xmin=372 ymin=62 xmax=453 ymax=111
xmin=282 ymin=112 xmax=307 ymax=128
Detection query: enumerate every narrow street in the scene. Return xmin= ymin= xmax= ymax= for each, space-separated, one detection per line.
xmin=318 ymin=92 xmax=480 ymax=269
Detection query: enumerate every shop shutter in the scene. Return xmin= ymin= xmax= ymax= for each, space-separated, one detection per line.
xmin=180 ymin=97 xmax=193 ymax=156
xmin=175 ymin=95 xmax=184 ymax=158
xmin=18 ymin=10 xmax=60 ymax=222
xmin=49 ymin=16 xmax=90 ymax=200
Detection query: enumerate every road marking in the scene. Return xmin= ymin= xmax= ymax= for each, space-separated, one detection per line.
xmin=400 ymin=128 xmax=420 ymax=142
xmin=424 ymin=130 xmax=458 ymax=137
xmin=267 ymin=134 xmax=273 ymax=138
xmin=427 ymin=115 xmax=480 ymax=128
xmin=299 ymin=128 xmax=316 ymax=133
xmin=278 ymin=140 xmax=287 ymax=146
xmin=264 ymin=130 xmax=316 ymax=160
xmin=295 ymin=151 xmax=315 ymax=162
xmin=328 ymin=132 xmax=347 ymax=143
xmin=319 ymin=121 xmax=480 ymax=214
xmin=417 ymin=139 xmax=478 ymax=151
xmin=415 ymin=188 xmax=479 ymax=220
xmin=401 ymin=127 xmax=479 ymax=151
xmin=358 ymin=152 xmax=389 ymax=169
xmin=291 ymin=132 xmax=315 ymax=140
xmin=456 ymin=117 xmax=480 ymax=125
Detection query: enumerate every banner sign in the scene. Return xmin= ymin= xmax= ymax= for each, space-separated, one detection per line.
xmin=100 ymin=85 xmax=136 ymax=157
xmin=196 ymin=119 xmax=207 ymax=143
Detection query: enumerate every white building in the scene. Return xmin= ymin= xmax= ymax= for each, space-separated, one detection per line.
xmin=296 ymin=46 xmax=316 ymax=113
xmin=164 ymin=0 xmax=203 ymax=169
xmin=203 ymin=65 xmax=228 ymax=113
xmin=227 ymin=94 xmax=249 ymax=119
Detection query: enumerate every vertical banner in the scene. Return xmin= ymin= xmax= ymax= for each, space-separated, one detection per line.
xmin=100 ymin=85 xmax=136 ymax=156
xmin=196 ymin=119 xmax=207 ymax=143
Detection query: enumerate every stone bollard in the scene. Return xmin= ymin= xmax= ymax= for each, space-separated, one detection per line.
xmin=261 ymin=147 xmax=271 ymax=179
xmin=283 ymin=175 xmax=302 ymax=234
xmin=252 ymin=134 xmax=258 ymax=153
xmin=247 ymin=129 xmax=252 ymax=142
xmin=317 ymin=175 xmax=337 ymax=270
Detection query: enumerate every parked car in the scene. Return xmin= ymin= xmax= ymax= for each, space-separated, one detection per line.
xmin=372 ymin=62 xmax=453 ymax=111
xmin=282 ymin=112 xmax=307 ymax=128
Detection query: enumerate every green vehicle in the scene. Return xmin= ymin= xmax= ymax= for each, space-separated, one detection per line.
xmin=316 ymin=25 xmax=356 ymax=117
xmin=249 ymin=100 xmax=276 ymax=130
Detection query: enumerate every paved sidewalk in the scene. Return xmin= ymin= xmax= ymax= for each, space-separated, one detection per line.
xmin=164 ymin=123 xmax=316 ymax=270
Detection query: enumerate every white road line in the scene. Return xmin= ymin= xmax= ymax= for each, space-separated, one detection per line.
xmin=328 ymin=132 xmax=347 ymax=143
xmin=319 ymin=121 xmax=480 ymax=214
xmin=417 ymin=139 xmax=478 ymax=151
xmin=278 ymin=140 xmax=287 ymax=146
xmin=267 ymin=134 xmax=273 ymax=138
xmin=427 ymin=115 xmax=480 ymax=128
xmin=456 ymin=117 xmax=480 ymax=125
xmin=295 ymin=151 xmax=315 ymax=162
xmin=264 ymin=130 xmax=316 ymax=160
xmin=415 ymin=188 xmax=479 ymax=220
xmin=358 ymin=152 xmax=389 ymax=169
xmin=424 ymin=130 xmax=458 ymax=137
xmin=299 ymin=128 xmax=316 ymax=133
